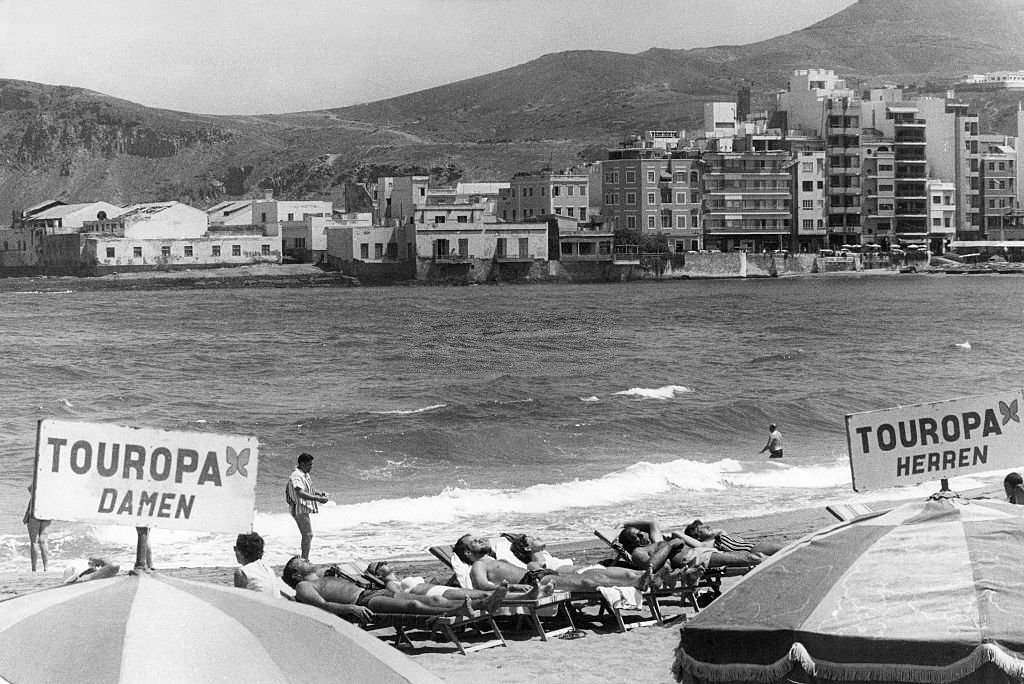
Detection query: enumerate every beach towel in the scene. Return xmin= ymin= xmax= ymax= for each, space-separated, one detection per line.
xmin=597 ymin=586 xmax=643 ymax=610
xmin=449 ymin=552 xmax=474 ymax=588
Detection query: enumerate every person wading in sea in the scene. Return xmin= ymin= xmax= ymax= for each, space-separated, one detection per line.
xmin=286 ymin=452 xmax=329 ymax=559
xmin=760 ymin=424 xmax=783 ymax=459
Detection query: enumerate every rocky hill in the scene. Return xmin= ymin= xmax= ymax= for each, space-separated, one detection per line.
xmin=2 ymin=0 xmax=1023 ymax=220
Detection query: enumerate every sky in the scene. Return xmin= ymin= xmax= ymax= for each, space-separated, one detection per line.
xmin=0 ymin=0 xmax=857 ymax=116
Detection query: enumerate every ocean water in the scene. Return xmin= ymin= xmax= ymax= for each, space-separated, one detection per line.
xmin=1 ymin=273 xmax=1022 ymax=572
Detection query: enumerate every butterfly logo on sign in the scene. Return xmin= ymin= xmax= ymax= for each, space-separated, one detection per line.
xmin=999 ymin=400 xmax=1019 ymax=426
xmin=225 ymin=447 xmax=250 ymax=477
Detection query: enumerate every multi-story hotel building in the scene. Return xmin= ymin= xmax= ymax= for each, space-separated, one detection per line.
xmin=600 ymin=145 xmax=703 ymax=252
xmin=701 ymin=150 xmax=792 ymax=252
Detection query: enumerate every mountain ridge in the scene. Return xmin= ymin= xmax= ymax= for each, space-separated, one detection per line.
xmin=2 ymin=0 xmax=1024 ymax=219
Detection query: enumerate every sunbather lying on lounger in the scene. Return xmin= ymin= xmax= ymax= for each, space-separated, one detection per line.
xmin=365 ymin=561 xmax=552 ymax=600
xmin=454 ymin=534 xmax=653 ymax=593
xmin=682 ymin=519 xmax=783 ymax=557
xmin=500 ymin=533 xmax=654 ymax=586
xmin=617 ymin=519 xmax=762 ymax=575
xmin=282 ymin=556 xmax=506 ymax=624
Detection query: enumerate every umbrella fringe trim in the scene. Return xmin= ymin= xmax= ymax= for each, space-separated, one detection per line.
xmin=673 ymin=643 xmax=1024 ymax=684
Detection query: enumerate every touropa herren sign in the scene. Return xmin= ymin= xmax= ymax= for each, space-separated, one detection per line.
xmin=845 ymin=390 xmax=1024 ymax=491
xmin=32 ymin=419 xmax=258 ymax=532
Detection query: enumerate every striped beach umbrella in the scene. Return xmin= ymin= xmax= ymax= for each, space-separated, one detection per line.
xmin=674 ymin=497 xmax=1024 ymax=684
xmin=0 ymin=572 xmax=442 ymax=683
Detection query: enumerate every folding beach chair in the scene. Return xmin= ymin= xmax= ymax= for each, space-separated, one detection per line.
xmin=826 ymin=502 xmax=876 ymax=521
xmin=327 ymin=561 xmax=506 ymax=655
xmin=428 ymin=544 xmax=579 ymax=640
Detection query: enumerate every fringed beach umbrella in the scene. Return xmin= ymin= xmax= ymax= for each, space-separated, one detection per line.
xmin=0 ymin=571 xmax=442 ymax=684
xmin=674 ymin=497 xmax=1024 ymax=684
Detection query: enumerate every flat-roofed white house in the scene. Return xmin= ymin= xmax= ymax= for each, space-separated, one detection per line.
xmin=413 ymin=203 xmax=549 ymax=283
xmin=324 ymin=223 xmax=416 ymax=283
xmin=298 ymin=213 xmax=373 ymax=264
xmin=253 ymin=197 xmax=333 ymax=261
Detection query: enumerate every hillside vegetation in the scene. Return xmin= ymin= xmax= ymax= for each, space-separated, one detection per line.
xmin=1 ymin=0 xmax=1023 ymax=219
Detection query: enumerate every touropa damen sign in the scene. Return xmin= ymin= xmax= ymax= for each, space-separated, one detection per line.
xmin=845 ymin=390 xmax=1024 ymax=491
xmin=33 ymin=419 xmax=258 ymax=532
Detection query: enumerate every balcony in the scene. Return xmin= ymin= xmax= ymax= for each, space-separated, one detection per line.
xmin=613 ymin=245 xmax=641 ymax=264
xmin=494 ymin=253 xmax=537 ymax=263
xmin=433 ymin=254 xmax=472 ymax=263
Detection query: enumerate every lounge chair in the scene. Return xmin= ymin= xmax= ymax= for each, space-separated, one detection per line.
xmin=326 ymin=561 xmax=506 ymax=655
xmin=592 ymin=529 xmax=747 ymax=614
xmin=427 ymin=544 xmax=580 ymax=640
xmin=825 ymin=502 xmax=876 ymax=521
xmin=432 ymin=539 xmax=662 ymax=633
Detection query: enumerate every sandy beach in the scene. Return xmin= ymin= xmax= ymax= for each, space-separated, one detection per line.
xmin=0 ymin=504 xmax=842 ymax=683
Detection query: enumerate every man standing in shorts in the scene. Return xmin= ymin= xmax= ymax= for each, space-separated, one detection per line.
xmin=286 ymin=453 xmax=329 ymax=559
xmin=760 ymin=424 xmax=783 ymax=459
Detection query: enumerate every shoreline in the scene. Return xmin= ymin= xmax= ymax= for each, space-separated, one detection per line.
xmin=0 ymin=261 xmax=999 ymax=294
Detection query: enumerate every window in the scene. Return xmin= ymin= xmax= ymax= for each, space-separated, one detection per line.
xmin=519 ymin=237 xmax=529 ymax=257
xmin=457 ymin=215 xmax=469 ymax=223
xmin=554 ymin=207 xmax=562 ymax=215
xmin=802 ymin=181 xmax=813 ymax=192
xmin=553 ymin=186 xmax=560 ymax=196
xmin=374 ymin=243 xmax=383 ymax=259
xmin=541 ymin=187 xmax=546 ymax=196
xmin=801 ymin=162 xmax=814 ymax=173
xmin=212 ymin=245 xmax=221 ymax=257
xmin=161 ymin=246 xmax=171 ymax=257
xmin=580 ymin=187 xmax=586 ymax=195
xmin=932 ymin=195 xmax=941 ymax=204
xmin=647 ymin=192 xmax=656 ymax=204
xmin=434 ymin=216 xmax=446 ymax=223
xmin=626 ymin=216 xmax=636 ymax=229
xmin=261 ymin=212 xmax=267 ymax=222
xmin=648 ymin=215 xmax=656 ymax=228
xmin=232 ymin=245 xmax=241 ymax=256
xmin=661 ymin=214 xmax=671 ymax=229
xmin=626 ymin=192 xmax=636 ymax=205
xmin=932 ymin=218 xmax=941 ymax=227
xmin=676 ymin=192 xmax=686 ymax=204
xmin=261 ymin=244 xmax=271 ymax=255
xmin=579 ymin=209 xmax=586 ymax=221
xmin=625 ymin=170 xmax=636 ymax=183
xmin=567 ymin=186 xmax=574 ymax=196
xmin=647 ymin=170 xmax=655 ymax=183
xmin=676 ymin=215 xmax=686 ymax=229
xmin=497 ymin=238 xmax=507 ymax=257
xmin=287 ymin=213 xmax=294 ymax=221
xmin=360 ymin=243 xmax=369 ymax=259
xmin=106 ymin=247 xmax=115 ymax=258
xmin=133 ymin=246 xmax=142 ymax=258
xmin=386 ymin=243 xmax=398 ymax=259
xmin=457 ymin=238 xmax=468 ymax=256
xmin=802 ymin=219 xmax=814 ymax=229
xmin=184 ymin=246 xmax=193 ymax=257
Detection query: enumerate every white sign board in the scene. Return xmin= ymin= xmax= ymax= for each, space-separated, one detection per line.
xmin=846 ymin=390 xmax=1024 ymax=491
xmin=33 ymin=419 xmax=258 ymax=532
